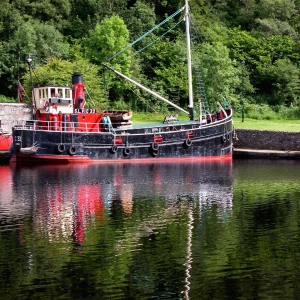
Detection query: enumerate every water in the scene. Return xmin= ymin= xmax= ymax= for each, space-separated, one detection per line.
xmin=0 ymin=159 xmax=300 ymax=299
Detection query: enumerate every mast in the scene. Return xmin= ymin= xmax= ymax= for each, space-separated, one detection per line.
xmin=185 ymin=0 xmax=194 ymax=120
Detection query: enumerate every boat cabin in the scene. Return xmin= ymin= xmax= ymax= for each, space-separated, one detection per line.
xmin=34 ymin=86 xmax=74 ymax=114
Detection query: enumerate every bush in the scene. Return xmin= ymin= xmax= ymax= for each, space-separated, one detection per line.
xmin=235 ymin=103 xmax=300 ymax=120
xmin=0 ymin=95 xmax=16 ymax=103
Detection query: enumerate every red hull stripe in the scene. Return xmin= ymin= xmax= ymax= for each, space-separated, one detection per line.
xmin=12 ymin=153 xmax=232 ymax=164
xmin=0 ymin=135 xmax=13 ymax=151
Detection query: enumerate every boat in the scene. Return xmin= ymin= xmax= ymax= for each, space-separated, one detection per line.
xmin=0 ymin=119 xmax=13 ymax=163
xmin=11 ymin=0 xmax=233 ymax=164
xmin=0 ymin=131 xmax=13 ymax=163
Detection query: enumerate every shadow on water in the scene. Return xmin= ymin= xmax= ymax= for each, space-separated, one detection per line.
xmin=0 ymin=160 xmax=300 ymax=299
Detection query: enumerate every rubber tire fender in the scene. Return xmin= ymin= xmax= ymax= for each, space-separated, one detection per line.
xmin=184 ymin=138 xmax=192 ymax=147
xmin=68 ymin=145 xmax=76 ymax=155
xmin=57 ymin=143 xmax=65 ymax=153
xmin=123 ymin=147 xmax=130 ymax=156
xmin=111 ymin=145 xmax=118 ymax=153
xmin=151 ymin=142 xmax=159 ymax=151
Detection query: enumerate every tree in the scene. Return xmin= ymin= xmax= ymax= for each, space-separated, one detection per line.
xmin=84 ymin=15 xmax=132 ymax=104
xmin=257 ymin=58 xmax=300 ymax=106
xmin=66 ymin=0 xmax=128 ymax=38
xmin=198 ymin=41 xmax=248 ymax=110
xmin=237 ymin=0 xmax=257 ymax=30
xmin=0 ymin=42 xmax=20 ymax=97
xmin=256 ymin=0 xmax=296 ymax=21
xmin=0 ymin=14 xmax=70 ymax=99
xmin=12 ymin=20 xmax=69 ymax=61
xmin=85 ymin=15 xmax=131 ymax=67
xmin=255 ymin=18 xmax=297 ymax=37
xmin=121 ymin=0 xmax=156 ymax=41
xmin=22 ymin=0 xmax=72 ymax=32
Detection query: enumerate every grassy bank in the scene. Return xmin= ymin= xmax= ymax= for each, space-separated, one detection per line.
xmin=133 ymin=112 xmax=300 ymax=132
xmin=233 ymin=118 xmax=300 ymax=132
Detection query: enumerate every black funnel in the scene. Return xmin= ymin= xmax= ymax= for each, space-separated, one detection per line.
xmin=72 ymin=72 xmax=83 ymax=85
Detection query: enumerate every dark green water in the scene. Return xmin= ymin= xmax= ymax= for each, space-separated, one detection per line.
xmin=0 ymin=159 xmax=300 ymax=299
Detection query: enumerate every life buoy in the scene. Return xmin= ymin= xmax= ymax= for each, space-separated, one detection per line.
xmin=44 ymin=100 xmax=50 ymax=112
xmin=123 ymin=147 xmax=130 ymax=156
xmin=68 ymin=145 xmax=76 ymax=155
xmin=57 ymin=143 xmax=65 ymax=153
xmin=151 ymin=142 xmax=159 ymax=151
xmin=111 ymin=145 xmax=118 ymax=153
xmin=184 ymin=138 xmax=192 ymax=147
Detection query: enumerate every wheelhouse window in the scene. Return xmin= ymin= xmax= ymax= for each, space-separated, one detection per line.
xmin=65 ymin=89 xmax=70 ymax=99
xmin=58 ymin=88 xmax=63 ymax=97
xmin=51 ymin=88 xmax=56 ymax=97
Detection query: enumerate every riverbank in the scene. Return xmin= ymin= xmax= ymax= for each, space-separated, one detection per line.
xmin=233 ymin=129 xmax=300 ymax=159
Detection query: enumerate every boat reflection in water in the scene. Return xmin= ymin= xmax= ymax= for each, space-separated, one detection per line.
xmin=1 ymin=161 xmax=233 ymax=244
xmin=0 ymin=161 xmax=233 ymax=299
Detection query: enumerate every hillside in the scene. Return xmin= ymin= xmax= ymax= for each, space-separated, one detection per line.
xmin=0 ymin=0 xmax=299 ymax=117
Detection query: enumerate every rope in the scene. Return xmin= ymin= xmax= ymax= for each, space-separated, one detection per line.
xmin=130 ymin=19 xmax=184 ymax=59
xmin=106 ymin=6 xmax=185 ymax=62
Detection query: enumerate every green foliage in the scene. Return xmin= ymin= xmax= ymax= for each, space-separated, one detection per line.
xmin=256 ymin=0 xmax=296 ymax=21
xmin=242 ymin=103 xmax=279 ymax=120
xmin=12 ymin=20 xmax=69 ymax=60
xmin=148 ymin=38 xmax=188 ymax=101
xmin=85 ymin=15 xmax=131 ymax=67
xmin=228 ymin=29 xmax=300 ymax=108
xmin=121 ymin=0 xmax=156 ymax=41
xmin=84 ymin=15 xmax=132 ymax=105
xmin=0 ymin=0 xmax=299 ymax=114
xmin=66 ymin=0 xmax=129 ymax=38
xmin=255 ymin=18 xmax=297 ymax=37
xmin=197 ymin=41 xmax=249 ymax=111
xmin=234 ymin=102 xmax=300 ymax=121
xmin=0 ymin=41 xmax=21 ymax=97
xmin=0 ymin=95 xmax=16 ymax=103
xmin=19 ymin=0 xmax=71 ymax=31
xmin=257 ymin=58 xmax=300 ymax=106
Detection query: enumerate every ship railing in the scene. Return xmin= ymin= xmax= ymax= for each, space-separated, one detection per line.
xmin=14 ymin=119 xmax=117 ymax=134
xmin=13 ymin=110 xmax=232 ymax=134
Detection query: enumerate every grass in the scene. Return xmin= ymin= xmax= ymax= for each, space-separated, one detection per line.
xmin=131 ymin=111 xmax=300 ymax=132
xmin=132 ymin=112 xmax=189 ymax=124
xmin=233 ymin=118 xmax=300 ymax=132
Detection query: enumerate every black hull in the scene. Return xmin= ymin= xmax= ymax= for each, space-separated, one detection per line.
xmin=0 ymin=151 xmax=13 ymax=164
xmin=13 ymin=118 xmax=233 ymax=164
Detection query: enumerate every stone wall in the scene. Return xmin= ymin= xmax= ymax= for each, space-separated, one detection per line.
xmin=233 ymin=129 xmax=300 ymax=151
xmin=0 ymin=103 xmax=32 ymax=133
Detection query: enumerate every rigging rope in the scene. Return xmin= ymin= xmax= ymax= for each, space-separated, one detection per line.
xmin=106 ymin=6 xmax=185 ymax=62
xmin=130 ymin=19 xmax=184 ymax=58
